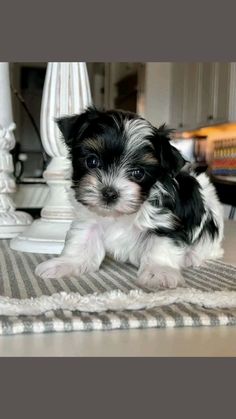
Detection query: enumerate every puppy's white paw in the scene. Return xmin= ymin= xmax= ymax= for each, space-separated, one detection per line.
xmin=35 ymin=258 xmax=84 ymax=279
xmin=184 ymin=251 xmax=205 ymax=268
xmin=137 ymin=265 xmax=184 ymax=290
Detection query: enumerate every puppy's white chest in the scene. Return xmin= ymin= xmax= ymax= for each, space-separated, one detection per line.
xmin=102 ymin=216 xmax=141 ymax=265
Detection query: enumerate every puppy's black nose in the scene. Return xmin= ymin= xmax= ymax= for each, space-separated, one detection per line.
xmin=102 ymin=187 xmax=119 ymax=203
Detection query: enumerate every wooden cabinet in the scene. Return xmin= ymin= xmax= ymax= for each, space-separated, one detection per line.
xmin=170 ymin=63 xmax=201 ymax=130
xmin=198 ymin=62 xmax=232 ymax=126
xmin=197 ymin=63 xmax=216 ymax=126
xmin=169 ymin=63 xmax=185 ymax=129
xmin=214 ymin=63 xmax=231 ymax=123
xmin=169 ymin=62 xmax=236 ymax=131
xmin=182 ymin=63 xmax=201 ymax=130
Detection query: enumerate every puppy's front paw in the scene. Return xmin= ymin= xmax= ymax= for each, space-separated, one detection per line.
xmin=137 ymin=265 xmax=184 ymax=290
xmin=184 ymin=250 xmax=205 ymax=268
xmin=35 ymin=258 xmax=83 ymax=279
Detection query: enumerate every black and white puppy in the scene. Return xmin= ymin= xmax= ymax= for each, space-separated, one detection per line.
xmin=35 ymin=107 xmax=224 ymax=289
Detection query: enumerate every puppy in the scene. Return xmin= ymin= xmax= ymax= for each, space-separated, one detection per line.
xmin=35 ymin=107 xmax=224 ymax=289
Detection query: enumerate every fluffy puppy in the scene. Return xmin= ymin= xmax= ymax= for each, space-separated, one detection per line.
xmin=35 ymin=107 xmax=224 ymax=289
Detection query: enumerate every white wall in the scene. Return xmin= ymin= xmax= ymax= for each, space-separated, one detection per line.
xmin=142 ymin=63 xmax=171 ymax=128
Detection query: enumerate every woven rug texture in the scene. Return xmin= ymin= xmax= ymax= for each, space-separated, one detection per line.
xmin=0 ymin=240 xmax=235 ymax=335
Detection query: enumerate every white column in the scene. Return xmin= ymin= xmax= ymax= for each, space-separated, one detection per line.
xmin=10 ymin=62 xmax=92 ymax=253
xmin=0 ymin=63 xmax=32 ymax=238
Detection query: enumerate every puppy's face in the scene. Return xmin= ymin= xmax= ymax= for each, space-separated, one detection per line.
xmin=57 ymin=108 xmax=185 ymax=216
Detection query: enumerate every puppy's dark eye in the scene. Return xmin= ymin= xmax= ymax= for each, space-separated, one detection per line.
xmin=86 ymin=155 xmax=100 ymax=169
xmin=131 ymin=168 xmax=145 ymax=181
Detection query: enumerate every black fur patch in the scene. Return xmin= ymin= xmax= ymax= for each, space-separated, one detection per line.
xmin=151 ymin=171 xmax=219 ymax=245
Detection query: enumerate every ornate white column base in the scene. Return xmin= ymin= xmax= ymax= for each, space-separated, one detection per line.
xmin=0 ymin=63 xmax=33 ymax=239
xmin=0 ymin=167 xmax=33 ymax=238
xmin=10 ymin=156 xmax=74 ymax=254
xmin=0 ymin=210 xmax=32 ymax=239
xmin=10 ymin=218 xmax=71 ymax=254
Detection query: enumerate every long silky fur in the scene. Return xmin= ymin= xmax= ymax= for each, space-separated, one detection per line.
xmin=35 ymin=108 xmax=224 ymax=289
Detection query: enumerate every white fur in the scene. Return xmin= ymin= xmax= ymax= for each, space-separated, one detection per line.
xmin=124 ymin=118 xmax=154 ymax=151
xmin=135 ymin=202 xmax=178 ymax=231
xmin=36 ymin=173 xmax=224 ymax=289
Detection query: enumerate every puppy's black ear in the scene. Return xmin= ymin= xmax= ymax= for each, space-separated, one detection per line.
xmin=56 ymin=107 xmax=100 ymax=149
xmin=56 ymin=115 xmax=81 ymax=148
xmin=152 ymin=124 xmax=186 ymax=177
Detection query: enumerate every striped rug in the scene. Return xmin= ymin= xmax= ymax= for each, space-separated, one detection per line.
xmin=0 ymin=240 xmax=236 ymax=335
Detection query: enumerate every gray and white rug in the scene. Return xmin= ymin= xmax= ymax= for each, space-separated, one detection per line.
xmin=0 ymin=240 xmax=236 ymax=335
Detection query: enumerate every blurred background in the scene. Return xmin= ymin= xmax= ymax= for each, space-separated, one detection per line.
xmin=9 ymin=62 xmax=236 ymax=219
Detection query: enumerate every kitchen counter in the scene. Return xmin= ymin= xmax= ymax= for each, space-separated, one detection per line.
xmin=0 ymin=220 xmax=235 ymax=357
